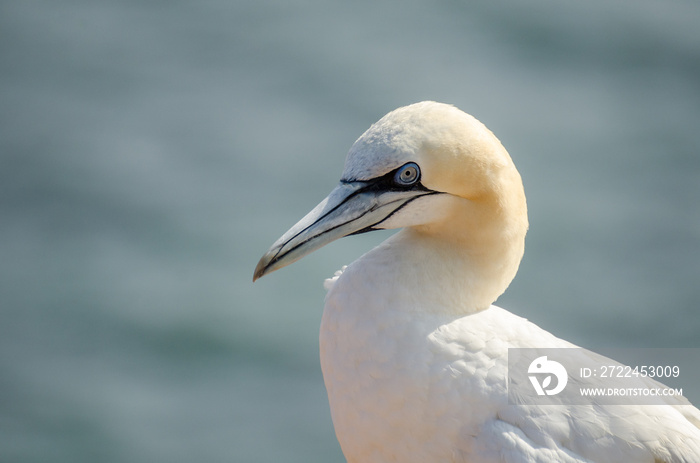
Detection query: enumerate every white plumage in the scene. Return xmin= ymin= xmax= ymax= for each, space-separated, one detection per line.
xmin=254 ymin=102 xmax=700 ymax=462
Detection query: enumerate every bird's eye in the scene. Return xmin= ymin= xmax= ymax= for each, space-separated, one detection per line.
xmin=394 ymin=162 xmax=420 ymax=186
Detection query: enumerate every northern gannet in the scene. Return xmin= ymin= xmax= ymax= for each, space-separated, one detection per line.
xmin=253 ymin=102 xmax=700 ymax=462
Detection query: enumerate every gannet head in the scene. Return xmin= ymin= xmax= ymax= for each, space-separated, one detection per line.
xmin=254 ymin=101 xmax=528 ymax=296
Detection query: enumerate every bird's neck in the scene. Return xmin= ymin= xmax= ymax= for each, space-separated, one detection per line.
xmin=355 ymin=190 xmax=527 ymax=316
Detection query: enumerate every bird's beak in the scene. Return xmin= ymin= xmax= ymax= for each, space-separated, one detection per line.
xmin=253 ymin=181 xmax=433 ymax=281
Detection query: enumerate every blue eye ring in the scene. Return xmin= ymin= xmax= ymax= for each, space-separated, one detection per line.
xmin=394 ymin=162 xmax=420 ymax=186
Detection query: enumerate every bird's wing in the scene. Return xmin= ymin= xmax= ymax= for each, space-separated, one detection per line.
xmin=490 ymin=401 xmax=700 ymax=463
xmin=476 ymin=307 xmax=700 ymax=463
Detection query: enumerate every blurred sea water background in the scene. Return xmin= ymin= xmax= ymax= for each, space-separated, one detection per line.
xmin=2 ymin=1 xmax=699 ymax=462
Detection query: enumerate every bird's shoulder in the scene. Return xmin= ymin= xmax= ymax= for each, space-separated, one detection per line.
xmin=405 ymin=307 xmax=700 ymax=462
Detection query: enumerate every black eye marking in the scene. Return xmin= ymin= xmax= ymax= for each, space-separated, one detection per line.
xmin=394 ymin=162 xmax=420 ymax=186
xmin=340 ymin=162 xmax=429 ymax=193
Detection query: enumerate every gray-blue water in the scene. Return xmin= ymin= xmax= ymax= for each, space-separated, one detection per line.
xmin=2 ymin=1 xmax=699 ymax=462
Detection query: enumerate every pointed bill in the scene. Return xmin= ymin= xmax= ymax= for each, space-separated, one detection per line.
xmin=253 ymin=181 xmax=434 ymax=281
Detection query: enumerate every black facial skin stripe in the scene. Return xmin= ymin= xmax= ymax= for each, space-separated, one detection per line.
xmin=348 ymin=190 xmax=441 ymax=236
